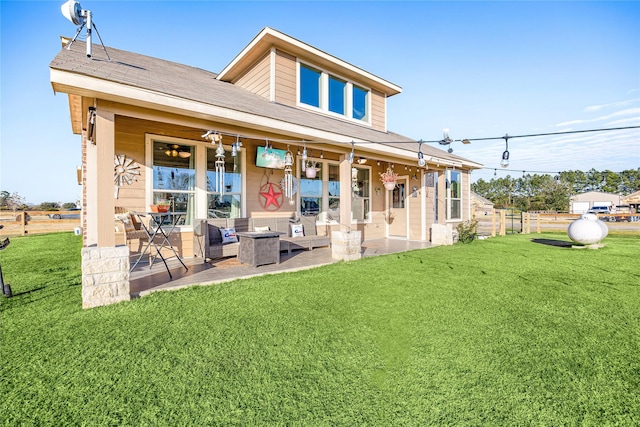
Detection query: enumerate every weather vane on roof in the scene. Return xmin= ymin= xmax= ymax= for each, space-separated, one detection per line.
xmin=60 ymin=0 xmax=110 ymax=60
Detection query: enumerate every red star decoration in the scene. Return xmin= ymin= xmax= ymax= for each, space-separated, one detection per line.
xmin=259 ymin=183 xmax=283 ymax=210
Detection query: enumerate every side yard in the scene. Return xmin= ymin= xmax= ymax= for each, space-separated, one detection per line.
xmin=1 ymin=232 xmax=638 ymax=425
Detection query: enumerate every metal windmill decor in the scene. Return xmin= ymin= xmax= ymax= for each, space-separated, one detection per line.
xmin=113 ymin=154 xmax=140 ymax=198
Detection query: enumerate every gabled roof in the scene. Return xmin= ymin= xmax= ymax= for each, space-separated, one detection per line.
xmin=49 ymin=37 xmax=480 ymax=168
xmin=217 ymin=27 xmax=402 ymax=97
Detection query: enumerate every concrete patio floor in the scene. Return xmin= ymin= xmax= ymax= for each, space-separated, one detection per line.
xmin=130 ymin=238 xmax=434 ymax=297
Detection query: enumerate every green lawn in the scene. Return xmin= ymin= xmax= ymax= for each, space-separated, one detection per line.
xmin=1 ymin=232 xmax=638 ymax=426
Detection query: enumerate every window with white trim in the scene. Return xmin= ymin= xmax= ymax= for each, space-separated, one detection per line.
xmin=446 ymin=169 xmax=462 ymax=220
xmin=206 ymin=146 xmax=242 ymax=218
xmin=351 ymin=166 xmax=370 ymax=221
xmin=152 ymin=141 xmax=195 ymax=225
xmin=298 ymin=62 xmax=370 ymax=123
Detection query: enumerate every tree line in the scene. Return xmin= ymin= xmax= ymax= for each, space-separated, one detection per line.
xmin=0 ymin=191 xmax=77 ymax=211
xmin=471 ymin=168 xmax=640 ymax=212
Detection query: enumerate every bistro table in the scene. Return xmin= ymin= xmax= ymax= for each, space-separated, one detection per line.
xmin=236 ymin=231 xmax=283 ymax=267
xmin=130 ymin=211 xmax=189 ymax=278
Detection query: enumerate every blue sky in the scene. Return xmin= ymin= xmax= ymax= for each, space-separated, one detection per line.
xmin=1 ymin=0 xmax=639 ymax=204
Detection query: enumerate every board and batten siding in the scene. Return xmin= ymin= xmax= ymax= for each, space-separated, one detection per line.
xmin=233 ymin=51 xmax=271 ymax=99
xmin=274 ymin=49 xmax=297 ymax=106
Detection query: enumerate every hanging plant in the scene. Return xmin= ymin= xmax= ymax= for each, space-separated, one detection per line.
xmin=380 ymin=167 xmax=398 ymax=190
xmin=305 ymin=161 xmax=319 ymax=178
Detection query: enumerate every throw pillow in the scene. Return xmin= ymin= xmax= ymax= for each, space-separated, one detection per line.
xmin=115 ymin=213 xmax=135 ymax=232
xmin=290 ymin=223 xmax=304 ymax=238
xmin=220 ymin=228 xmax=238 ymax=244
xmin=254 ymin=225 xmax=270 ymax=232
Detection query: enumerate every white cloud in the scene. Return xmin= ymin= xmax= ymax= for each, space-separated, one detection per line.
xmin=584 ymin=98 xmax=639 ymax=113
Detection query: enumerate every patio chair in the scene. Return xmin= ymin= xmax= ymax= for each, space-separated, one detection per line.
xmin=114 ymin=208 xmax=149 ymax=255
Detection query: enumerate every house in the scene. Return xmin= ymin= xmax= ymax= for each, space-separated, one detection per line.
xmin=622 ymin=190 xmax=640 ymax=213
xmin=49 ymin=27 xmax=482 ymax=308
xmin=569 ymin=191 xmax=623 ymax=214
xmin=470 ymin=192 xmax=494 ymax=216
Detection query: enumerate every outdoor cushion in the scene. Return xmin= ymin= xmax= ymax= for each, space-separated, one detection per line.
xmin=220 ymin=228 xmax=238 ymax=244
xmin=290 ymin=223 xmax=304 ymax=238
xmin=254 ymin=225 xmax=270 ymax=232
xmin=115 ymin=213 xmax=135 ymax=232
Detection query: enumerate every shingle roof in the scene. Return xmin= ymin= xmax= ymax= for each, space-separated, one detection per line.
xmin=50 ymin=39 xmax=478 ymax=166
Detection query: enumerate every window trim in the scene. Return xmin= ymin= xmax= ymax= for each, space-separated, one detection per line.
xmin=297 ymin=60 xmax=372 ymax=125
xmin=145 ymin=134 xmax=246 ymax=229
xmin=446 ymin=169 xmax=462 ymax=221
xmin=351 ymin=164 xmax=372 ymax=224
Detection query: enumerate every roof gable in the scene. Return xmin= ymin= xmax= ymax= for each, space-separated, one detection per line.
xmin=217 ymin=27 xmax=402 ymax=97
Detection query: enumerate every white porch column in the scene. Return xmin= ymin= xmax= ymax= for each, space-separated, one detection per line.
xmin=338 ymin=156 xmax=353 ymax=231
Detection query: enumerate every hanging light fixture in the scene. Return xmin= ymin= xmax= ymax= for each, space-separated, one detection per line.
xmin=347 ymin=141 xmax=355 ymax=164
xmin=215 ymin=139 xmax=226 ymax=195
xmin=500 ymin=134 xmax=510 ymax=168
xmin=301 ymin=141 xmax=307 ymax=172
xmin=283 ymin=145 xmax=294 ymax=205
xmin=417 ymin=140 xmax=426 ymax=167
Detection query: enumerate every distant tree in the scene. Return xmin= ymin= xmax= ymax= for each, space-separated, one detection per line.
xmin=39 ymin=202 xmax=61 ymax=211
xmin=0 ymin=191 xmax=26 ymax=211
xmin=62 ymin=202 xmax=77 ymax=210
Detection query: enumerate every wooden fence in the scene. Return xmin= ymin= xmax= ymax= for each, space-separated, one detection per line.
xmin=0 ymin=211 xmax=81 ymax=237
xmin=475 ymin=209 xmax=640 ymax=236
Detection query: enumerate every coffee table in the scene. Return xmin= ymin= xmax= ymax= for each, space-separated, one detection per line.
xmin=236 ymin=231 xmax=283 ymax=267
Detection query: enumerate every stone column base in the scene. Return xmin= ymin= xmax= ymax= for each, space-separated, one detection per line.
xmin=431 ymin=224 xmax=454 ymax=246
xmin=81 ymin=245 xmax=131 ymax=309
xmin=331 ymin=231 xmax=362 ymax=261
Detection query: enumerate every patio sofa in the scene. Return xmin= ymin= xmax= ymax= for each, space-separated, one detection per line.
xmin=194 ymin=215 xmax=330 ymax=261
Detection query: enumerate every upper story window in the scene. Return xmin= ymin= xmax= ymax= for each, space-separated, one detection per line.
xmin=300 ymin=65 xmax=321 ymax=108
xmin=298 ymin=63 xmax=370 ymax=124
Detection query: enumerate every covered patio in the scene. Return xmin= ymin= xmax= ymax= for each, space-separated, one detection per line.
xmin=130 ymin=238 xmax=433 ymax=297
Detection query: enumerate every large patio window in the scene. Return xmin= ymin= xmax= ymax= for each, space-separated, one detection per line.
xmin=300 ymin=160 xmax=322 ymax=217
xmin=446 ymin=169 xmax=462 ymax=220
xmin=206 ymin=146 xmax=242 ymax=218
xmin=152 ymin=142 xmax=195 ymax=225
xmin=298 ymin=62 xmax=370 ymax=124
xmin=351 ymin=166 xmax=370 ymax=221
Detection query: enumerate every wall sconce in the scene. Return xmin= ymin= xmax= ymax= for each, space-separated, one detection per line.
xmin=86 ymin=106 xmax=96 ymax=144
xmin=357 ymin=157 xmax=367 ymax=164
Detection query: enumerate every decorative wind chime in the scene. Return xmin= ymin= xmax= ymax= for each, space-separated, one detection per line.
xmin=203 ymin=130 xmax=226 ymax=196
xmin=214 ymin=139 xmax=226 ymax=196
xmin=283 ymin=145 xmax=295 ymax=205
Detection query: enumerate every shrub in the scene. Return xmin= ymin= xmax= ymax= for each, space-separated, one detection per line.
xmin=457 ymin=219 xmax=478 ymax=243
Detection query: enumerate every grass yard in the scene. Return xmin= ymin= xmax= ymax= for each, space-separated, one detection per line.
xmin=1 ymin=232 xmax=638 ymax=426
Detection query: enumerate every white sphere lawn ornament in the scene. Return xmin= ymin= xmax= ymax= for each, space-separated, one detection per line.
xmin=567 ymin=213 xmax=608 ymax=248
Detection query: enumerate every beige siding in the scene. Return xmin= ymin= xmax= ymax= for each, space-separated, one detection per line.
xmin=462 ymin=171 xmax=470 ymax=221
xmin=243 ymin=142 xmax=297 ymax=218
xmin=234 ymin=52 xmax=271 ymax=99
xmin=371 ymin=90 xmax=386 ymax=132
xmin=408 ymin=183 xmax=422 ymax=240
xmin=274 ymin=50 xmax=297 ymax=106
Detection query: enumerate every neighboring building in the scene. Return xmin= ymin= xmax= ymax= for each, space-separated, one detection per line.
xmin=622 ymin=190 xmax=640 ymax=213
xmin=569 ymin=191 xmax=623 ymax=214
xmin=470 ymin=192 xmax=494 ymax=216
xmin=50 ymin=27 xmax=482 ymax=307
